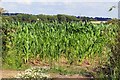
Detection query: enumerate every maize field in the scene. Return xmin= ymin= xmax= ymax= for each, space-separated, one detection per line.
xmin=2 ymin=21 xmax=118 ymax=69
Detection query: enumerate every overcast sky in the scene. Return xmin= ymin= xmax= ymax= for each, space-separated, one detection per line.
xmin=0 ymin=0 xmax=119 ymax=18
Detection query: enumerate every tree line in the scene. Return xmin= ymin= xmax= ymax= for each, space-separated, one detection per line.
xmin=2 ymin=13 xmax=111 ymax=23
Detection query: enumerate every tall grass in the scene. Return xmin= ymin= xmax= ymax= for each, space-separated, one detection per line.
xmin=2 ymin=21 xmax=117 ymax=69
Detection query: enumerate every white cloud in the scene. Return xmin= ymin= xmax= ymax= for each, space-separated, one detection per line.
xmin=0 ymin=0 xmax=118 ymax=18
xmin=19 ymin=0 xmax=32 ymax=5
xmin=15 ymin=0 xmax=32 ymax=5
xmin=1 ymin=0 xmax=32 ymax=5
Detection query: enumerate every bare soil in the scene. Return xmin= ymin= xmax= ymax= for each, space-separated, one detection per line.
xmin=1 ymin=54 xmax=104 ymax=79
xmin=1 ymin=69 xmax=90 ymax=79
xmin=1 ymin=69 xmax=24 ymax=78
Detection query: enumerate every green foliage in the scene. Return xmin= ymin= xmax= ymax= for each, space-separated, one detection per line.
xmin=2 ymin=20 xmax=117 ymax=70
xmin=2 ymin=14 xmax=97 ymax=23
xmin=93 ymin=20 xmax=119 ymax=79
xmin=109 ymin=20 xmax=120 ymax=78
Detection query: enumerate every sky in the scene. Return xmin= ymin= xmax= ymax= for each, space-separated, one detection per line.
xmin=0 ymin=0 xmax=119 ymax=18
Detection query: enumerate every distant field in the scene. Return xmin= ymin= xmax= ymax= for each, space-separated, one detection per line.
xmin=91 ymin=21 xmax=107 ymax=24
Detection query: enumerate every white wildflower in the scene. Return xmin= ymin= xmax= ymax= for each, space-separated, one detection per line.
xmin=15 ymin=67 xmax=50 ymax=78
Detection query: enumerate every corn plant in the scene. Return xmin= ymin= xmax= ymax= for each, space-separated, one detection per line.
xmin=2 ymin=20 xmax=117 ymax=68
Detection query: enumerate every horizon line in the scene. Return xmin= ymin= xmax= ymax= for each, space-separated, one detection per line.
xmin=3 ymin=12 xmax=115 ymax=19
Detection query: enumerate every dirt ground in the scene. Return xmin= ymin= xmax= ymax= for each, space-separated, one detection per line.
xmin=0 ymin=57 xmax=96 ymax=79
xmin=1 ymin=69 xmax=24 ymax=78
xmin=1 ymin=69 xmax=90 ymax=79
